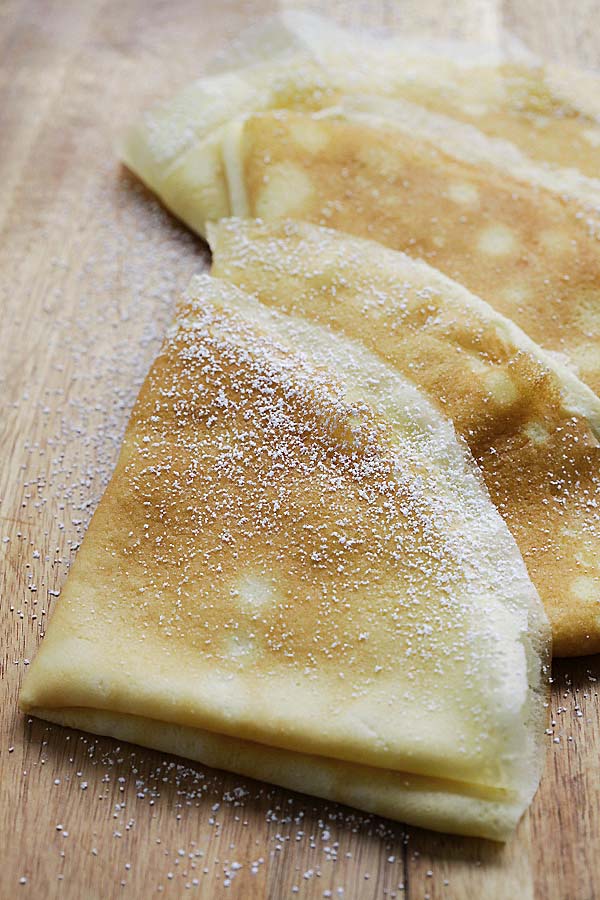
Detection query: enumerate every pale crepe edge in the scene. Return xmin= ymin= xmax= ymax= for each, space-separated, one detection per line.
xmin=26 ymin=705 xmax=540 ymax=842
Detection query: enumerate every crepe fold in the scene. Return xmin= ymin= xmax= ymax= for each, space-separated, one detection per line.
xmin=210 ymin=218 xmax=600 ymax=657
xmin=21 ymin=275 xmax=549 ymax=840
xmin=121 ymin=29 xmax=600 ymax=396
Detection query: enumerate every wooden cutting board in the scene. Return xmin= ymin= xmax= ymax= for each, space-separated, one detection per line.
xmin=1 ymin=1 xmax=599 ymax=897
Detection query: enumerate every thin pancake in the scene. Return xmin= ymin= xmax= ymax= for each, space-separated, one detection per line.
xmin=209 ymin=10 xmax=600 ymax=178
xmin=20 ymin=274 xmax=548 ymax=840
xmin=122 ymin=50 xmax=600 ymax=220
xmin=210 ymin=218 xmax=600 ymax=656
xmin=121 ymin=58 xmax=600 ymax=394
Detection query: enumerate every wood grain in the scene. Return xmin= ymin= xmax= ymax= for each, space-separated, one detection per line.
xmin=1 ymin=1 xmax=599 ymax=898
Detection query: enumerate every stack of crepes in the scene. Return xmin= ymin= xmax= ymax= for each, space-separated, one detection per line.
xmin=21 ymin=13 xmax=600 ymax=840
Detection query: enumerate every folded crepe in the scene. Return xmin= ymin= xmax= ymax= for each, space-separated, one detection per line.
xmin=208 ymin=10 xmax=600 ymax=179
xmin=20 ymin=274 xmax=549 ymax=841
xmin=122 ymin=38 xmax=600 ymax=219
xmin=121 ymin=66 xmax=600 ymax=396
xmin=210 ymin=218 xmax=600 ymax=657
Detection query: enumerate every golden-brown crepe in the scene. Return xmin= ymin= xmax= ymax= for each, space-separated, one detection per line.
xmin=210 ymin=218 xmax=600 ymax=657
xmin=209 ymin=11 xmax=600 ymax=179
xmin=222 ymin=107 xmax=600 ymax=396
xmin=121 ymin=53 xmax=600 ymax=395
xmin=122 ymin=43 xmax=600 ymax=223
xmin=21 ymin=274 xmax=549 ymax=840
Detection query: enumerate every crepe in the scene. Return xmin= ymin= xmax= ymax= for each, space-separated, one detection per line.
xmin=121 ymin=60 xmax=600 ymax=395
xmin=209 ymin=10 xmax=600 ymax=179
xmin=122 ymin=43 xmax=600 ymax=221
xmin=210 ymin=218 xmax=600 ymax=657
xmin=20 ymin=274 xmax=549 ymax=840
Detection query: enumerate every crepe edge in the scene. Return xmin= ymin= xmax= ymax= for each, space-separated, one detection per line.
xmin=207 ymin=217 xmax=600 ymax=441
xmin=24 ymin=705 xmax=540 ymax=843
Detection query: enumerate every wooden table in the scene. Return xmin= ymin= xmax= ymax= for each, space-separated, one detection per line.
xmin=2 ymin=2 xmax=599 ymax=897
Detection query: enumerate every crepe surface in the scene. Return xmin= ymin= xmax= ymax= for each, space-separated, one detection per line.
xmin=210 ymin=219 xmax=600 ymax=656
xmin=209 ymin=11 xmax=600 ymax=179
xmin=226 ymin=108 xmax=600 ymax=395
xmin=20 ymin=274 xmax=549 ymax=840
